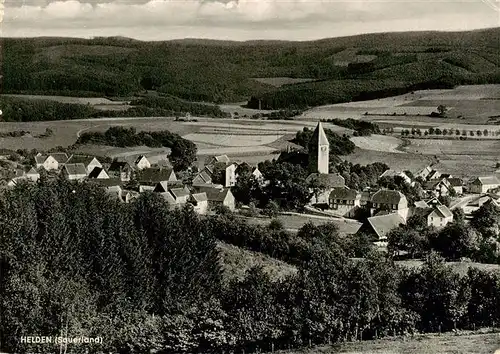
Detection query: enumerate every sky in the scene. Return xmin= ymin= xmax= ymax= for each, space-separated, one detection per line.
xmin=1 ymin=0 xmax=500 ymax=41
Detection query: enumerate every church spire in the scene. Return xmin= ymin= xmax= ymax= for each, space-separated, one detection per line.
xmin=308 ymin=122 xmax=330 ymax=174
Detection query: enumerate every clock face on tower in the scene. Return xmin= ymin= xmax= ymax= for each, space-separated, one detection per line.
xmin=321 ymin=146 xmax=327 ymax=152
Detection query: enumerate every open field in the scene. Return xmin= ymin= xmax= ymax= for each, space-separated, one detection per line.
xmin=350 ymin=135 xmax=403 ymax=153
xmin=1 ymin=94 xmax=131 ymax=111
xmin=396 ymin=259 xmax=500 ymax=276
xmin=403 ymin=139 xmax=500 ymax=156
xmin=182 ymin=133 xmax=283 ymax=147
xmin=240 ymin=214 xmax=362 ymax=234
xmin=301 ymin=85 xmax=500 ymax=124
xmin=217 ymin=241 xmax=297 ymax=282
xmin=285 ymin=330 xmax=500 ymax=354
xmin=343 ymin=148 xmax=432 ymax=172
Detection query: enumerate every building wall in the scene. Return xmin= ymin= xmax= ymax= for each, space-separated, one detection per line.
xmin=453 ymin=186 xmax=463 ymax=195
xmin=470 ymin=183 xmax=499 ymax=194
xmin=87 ymin=160 xmax=103 ymax=174
xmin=225 ymin=164 xmax=237 ymax=187
xmin=67 ymin=173 xmax=86 ymax=181
xmin=194 ymin=200 xmax=208 ymax=215
xmin=328 ymin=201 xmax=360 ymax=217
xmin=224 ymin=193 xmax=236 ymax=211
xmin=43 ymin=156 xmax=59 ymax=171
xmin=317 ymin=145 xmax=329 ymax=174
xmin=428 ymin=215 xmax=453 ymax=228
xmin=311 ymin=189 xmax=333 ymax=205
xmin=136 ymin=158 xmax=151 ymax=170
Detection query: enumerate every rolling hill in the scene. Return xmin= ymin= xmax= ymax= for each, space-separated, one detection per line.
xmin=2 ymin=28 xmax=500 ymax=109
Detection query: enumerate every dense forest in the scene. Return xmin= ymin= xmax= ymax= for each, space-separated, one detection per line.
xmin=2 ymin=28 xmax=500 ymax=109
xmin=0 ymin=95 xmax=229 ymax=122
xmin=3 ymin=180 xmax=500 ymax=353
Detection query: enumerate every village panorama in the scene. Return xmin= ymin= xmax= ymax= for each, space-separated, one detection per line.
xmin=4 ymin=26 xmax=500 ymax=353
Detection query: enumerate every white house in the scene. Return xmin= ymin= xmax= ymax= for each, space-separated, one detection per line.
xmin=469 ymin=176 xmax=500 ymax=194
xmin=190 ymin=192 xmax=208 ymax=215
xmin=135 ymin=155 xmax=151 ymax=170
xmin=26 ymin=168 xmax=40 ymax=182
xmin=370 ymin=189 xmax=409 ymax=220
xmin=66 ymin=155 xmax=102 ymax=174
xmin=88 ymin=167 xmax=110 ymax=179
xmin=379 ymin=170 xmax=412 ymax=185
xmin=35 ymin=153 xmax=69 ymax=171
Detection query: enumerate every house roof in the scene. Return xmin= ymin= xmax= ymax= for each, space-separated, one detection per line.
xmin=414 ymin=200 xmax=430 ymax=209
xmin=27 ymin=167 xmax=40 ymax=176
xmin=35 ymin=155 xmax=47 ymax=164
xmin=194 ymin=170 xmax=213 ymax=184
xmin=367 ymin=213 xmax=406 ymax=239
xmin=109 ymin=161 xmax=133 ymax=171
xmin=380 ymin=169 xmax=406 ymax=179
xmin=205 ymin=164 xmax=215 ymax=175
xmin=192 ymin=192 xmax=208 ymax=203
xmin=135 ymin=155 xmax=149 ymax=164
xmin=359 ymin=191 xmax=372 ymax=202
xmin=63 ymin=163 xmax=87 ymax=176
xmin=50 ymin=153 xmax=69 ymax=163
xmin=160 ymin=192 xmax=177 ymax=205
xmin=90 ymin=178 xmax=122 ymax=188
xmin=473 ymin=176 xmax=500 ymax=185
xmin=310 ymin=122 xmax=329 ymax=146
xmin=432 ymin=205 xmax=453 ymax=219
xmin=329 ymin=187 xmax=358 ymax=200
xmin=306 ymin=173 xmax=345 ymax=188
xmin=203 ymin=187 xmax=232 ymax=202
xmin=447 ymin=178 xmax=463 ymax=187
xmin=170 ymin=187 xmax=190 ymax=199
xmin=371 ymin=189 xmax=406 ymax=205
xmin=137 ymin=167 xmax=176 ymax=183
xmin=67 ymin=155 xmax=97 ymax=166
xmin=88 ymin=167 xmax=107 ymax=179
xmin=155 ymin=181 xmax=169 ymax=192
xmin=212 ymin=155 xmax=231 ymax=164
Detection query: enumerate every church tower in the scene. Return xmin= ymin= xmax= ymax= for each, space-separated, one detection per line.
xmin=308 ymin=122 xmax=329 ymax=174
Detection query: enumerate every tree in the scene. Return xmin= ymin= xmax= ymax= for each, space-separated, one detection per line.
xmin=470 ymin=201 xmax=500 ymax=238
xmin=433 ymin=223 xmax=480 ymax=260
xmin=262 ymin=200 xmax=280 ymax=218
xmin=437 ymin=105 xmax=448 ymax=117
xmin=168 ymin=139 xmax=197 ymax=171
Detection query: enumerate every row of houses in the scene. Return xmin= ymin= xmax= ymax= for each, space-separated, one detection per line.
xmin=9 ymin=152 xmax=239 ymax=215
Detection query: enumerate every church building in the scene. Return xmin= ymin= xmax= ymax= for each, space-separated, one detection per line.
xmin=306 ymin=122 xmax=345 ymax=205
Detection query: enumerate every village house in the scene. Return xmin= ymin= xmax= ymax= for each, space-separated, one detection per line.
xmin=415 ymin=165 xmax=433 ymax=180
xmin=447 ymin=178 xmax=464 ymax=195
xmin=427 ymin=169 xmax=442 ymax=181
xmin=423 ymin=205 xmax=454 ymax=228
xmin=209 ymin=155 xmax=231 ymax=165
xmin=7 ymin=170 xmax=32 ymax=188
xmin=358 ymin=213 xmax=406 ymax=241
xmin=88 ymin=167 xmax=110 ymax=180
xmin=62 ymin=163 xmax=87 ymax=181
xmin=136 ymin=167 xmax=178 ymax=187
xmin=370 ymin=189 xmax=409 ymax=220
xmin=328 ymin=187 xmax=360 ymax=217
xmin=108 ymin=161 xmax=134 ymax=182
xmin=35 ymin=153 xmax=69 ymax=171
xmin=66 ymin=155 xmax=102 ymax=174
xmin=121 ymin=190 xmax=140 ymax=203
xmin=190 ymin=192 xmax=209 ymax=215
xmin=194 ymin=185 xmax=236 ymax=211
xmin=135 ymin=155 xmax=151 ymax=170
xmin=423 ymin=178 xmax=452 ymax=197
xmin=26 ymin=167 xmax=40 ymax=182
xmin=169 ymin=187 xmax=191 ymax=205
xmin=461 ymin=194 xmax=500 ymax=218
xmin=469 ymin=176 xmax=500 ymax=194
xmin=192 ymin=169 xmax=213 ymax=185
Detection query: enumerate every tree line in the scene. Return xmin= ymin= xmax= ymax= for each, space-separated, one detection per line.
xmin=4 ymin=180 xmax=500 ymax=353
xmin=76 ymin=127 xmax=197 ymax=171
xmin=321 ymin=118 xmax=380 ymax=136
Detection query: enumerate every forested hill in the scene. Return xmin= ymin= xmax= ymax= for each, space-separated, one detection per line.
xmin=2 ymin=28 xmax=500 ymax=109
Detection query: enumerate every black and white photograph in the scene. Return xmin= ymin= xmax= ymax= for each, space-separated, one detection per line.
xmin=2 ymin=0 xmax=500 ymax=353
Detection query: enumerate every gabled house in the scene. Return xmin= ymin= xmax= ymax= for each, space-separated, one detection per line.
xmin=358 ymin=213 xmax=406 ymax=241
xmin=66 ymin=155 xmax=102 ymax=174
xmin=192 ymin=169 xmax=213 ymax=185
xmin=427 ymin=169 xmax=442 ymax=181
xmin=194 ymin=185 xmax=236 ymax=211
xmin=469 ymin=176 xmax=500 ymax=194
xmin=209 ymin=155 xmax=231 ymax=165
xmin=121 ymin=190 xmax=139 ymax=203
xmin=136 ymin=167 xmax=177 ymax=186
xmin=423 ymin=178 xmax=452 ymax=197
xmin=153 ymin=181 xmax=170 ymax=193
xmin=26 ymin=167 xmax=40 ymax=182
xmin=135 ymin=155 xmax=151 ymax=170
xmin=328 ymin=187 xmax=360 ymax=217
xmin=370 ymin=189 xmax=409 ymax=219
xmin=195 ymin=162 xmax=237 ymax=188
xmin=425 ymin=205 xmax=454 ymax=228
xmin=108 ymin=161 xmax=134 ymax=182
xmin=88 ymin=167 xmax=110 ymax=180
xmin=447 ymin=178 xmax=464 ymax=195
xmin=379 ymin=170 xmax=412 ymax=185
xmin=62 ymin=163 xmax=87 ymax=181
xmin=306 ymin=173 xmax=346 ymax=204
xmin=169 ymin=187 xmax=191 ymax=205
xmin=190 ymin=192 xmax=208 ymax=215
xmin=415 ymin=165 xmax=433 ymax=180
xmin=35 ymin=153 xmax=69 ymax=171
